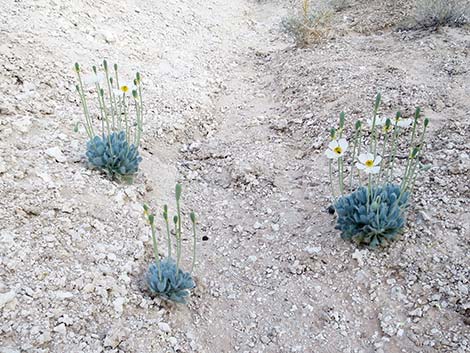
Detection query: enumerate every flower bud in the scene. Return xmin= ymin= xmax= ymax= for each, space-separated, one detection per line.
xmin=173 ymin=215 xmax=178 ymax=225
xmin=424 ymin=118 xmax=429 ymax=128
xmin=148 ymin=214 xmax=155 ymax=224
xmin=92 ymin=65 xmax=97 ymax=74
xmin=74 ymin=63 xmax=80 ymax=73
xmin=103 ymin=59 xmax=108 ymax=70
xmin=190 ymin=211 xmax=196 ymax=223
xmin=414 ymin=107 xmax=421 ymax=121
xmin=175 ymin=183 xmax=182 ymax=201
xmin=374 ymin=93 xmax=382 ymax=110
xmin=163 ymin=205 xmax=168 ymax=220
xmin=132 ymin=90 xmax=138 ymax=98
xmin=339 ymin=112 xmax=345 ymax=129
xmin=355 ymin=120 xmax=362 ymax=130
xmin=330 ymin=128 xmax=336 ymax=139
xmin=113 ymin=63 xmax=118 ymax=71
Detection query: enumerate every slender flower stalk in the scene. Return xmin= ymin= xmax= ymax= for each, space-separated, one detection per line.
xmin=338 ymin=159 xmax=344 ymax=195
xmin=190 ymin=212 xmax=197 ymax=273
xmin=175 ymin=184 xmax=183 ymax=271
xmin=135 ymin=72 xmax=144 ymax=148
xmin=403 ymin=118 xmax=430 ymax=192
xmin=163 ymin=205 xmax=171 ymax=258
xmin=377 ymin=118 xmax=391 ymax=184
xmin=143 ymin=207 xmax=162 ymax=281
xmin=329 ymin=160 xmax=337 ymax=203
xmin=387 ymin=112 xmax=401 ymax=182
xmin=337 ymin=112 xmax=346 ymax=195
xmin=349 ymin=120 xmax=362 ymax=191
xmin=173 ymin=215 xmax=180 ymax=271
xmin=74 ymin=64 xmax=94 ymax=139
xmin=371 ymin=93 xmax=382 ymax=156
xmin=401 ymin=107 xmax=421 ymax=188
xmin=93 ymin=78 xmax=107 ymax=134
xmin=102 ymin=60 xmax=117 ymax=130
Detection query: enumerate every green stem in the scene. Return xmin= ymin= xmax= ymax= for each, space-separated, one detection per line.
xmin=164 ymin=206 xmax=171 ymax=258
xmin=338 ymin=158 xmax=344 ymax=195
xmin=122 ymin=93 xmax=129 ymax=142
xmin=94 ymin=83 xmax=107 ymax=135
xmin=173 ymin=216 xmax=180 ymax=274
xmin=103 ymin=66 xmax=116 ymax=131
xmin=371 ymin=93 xmax=382 ymax=156
xmin=136 ymin=81 xmax=144 ymax=147
xmin=76 ymin=72 xmax=94 ymax=138
xmin=329 ymin=160 xmax=337 ymax=204
xmin=349 ymin=128 xmax=360 ymax=191
xmin=150 ymin=221 xmax=161 ymax=281
xmin=401 ymin=108 xmax=420 ymax=187
xmin=387 ymin=123 xmax=400 ymax=183
xmin=377 ymin=131 xmax=389 ymax=185
xmin=190 ymin=213 xmax=197 ymax=273
xmin=367 ymin=174 xmax=372 ymax=211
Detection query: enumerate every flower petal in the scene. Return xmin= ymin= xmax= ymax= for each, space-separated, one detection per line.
xmin=356 ymin=162 xmax=366 ymax=170
xmin=370 ymin=166 xmax=380 ymax=174
xmin=325 ymin=149 xmax=338 ymax=159
xmin=374 ymin=155 xmax=382 ymax=165
xmin=328 ymin=140 xmax=339 ymax=150
xmin=338 ymin=138 xmax=349 ymax=151
xmin=398 ymin=119 xmax=412 ymax=128
xmin=358 ymin=153 xmax=371 ymax=164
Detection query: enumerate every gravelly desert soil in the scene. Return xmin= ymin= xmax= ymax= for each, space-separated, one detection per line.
xmin=0 ymin=0 xmax=469 ymax=352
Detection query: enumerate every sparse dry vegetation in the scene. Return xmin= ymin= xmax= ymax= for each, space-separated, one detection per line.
xmin=415 ymin=0 xmax=470 ymax=28
xmin=281 ymin=0 xmax=331 ymax=46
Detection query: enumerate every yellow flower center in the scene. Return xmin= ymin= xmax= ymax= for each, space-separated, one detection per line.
xmin=334 ymin=146 xmax=342 ymax=155
xmin=365 ymin=160 xmax=374 ymax=167
xmin=120 ymin=85 xmax=129 ymax=92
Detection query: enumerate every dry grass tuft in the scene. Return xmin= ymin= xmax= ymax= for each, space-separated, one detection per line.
xmin=281 ymin=0 xmax=332 ymax=47
xmin=415 ymin=0 xmax=470 ymax=28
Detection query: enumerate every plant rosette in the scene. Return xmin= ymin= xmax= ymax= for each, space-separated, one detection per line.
xmin=334 ymin=183 xmax=410 ymax=248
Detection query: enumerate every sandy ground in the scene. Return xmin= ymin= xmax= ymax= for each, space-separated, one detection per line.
xmin=0 ymin=0 xmax=469 ymax=352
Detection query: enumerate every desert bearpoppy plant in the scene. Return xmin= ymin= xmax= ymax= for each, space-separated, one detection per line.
xmin=143 ymin=184 xmax=197 ymax=304
xmin=74 ymin=60 xmax=144 ymax=181
xmin=325 ymin=94 xmax=430 ymax=247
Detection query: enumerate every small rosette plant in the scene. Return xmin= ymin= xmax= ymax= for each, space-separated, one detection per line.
xmin=325 ymin=94 xmax=430 ymax=248
xmin=143 ymin=184 xmax=198 ymax=304
xmin=86 ymin=131 xmax=142 ymax=176
xmin=335 ymin=184 xmax=409 ymax=247
xmin=74 ymin=60 xmax=144 ymax=180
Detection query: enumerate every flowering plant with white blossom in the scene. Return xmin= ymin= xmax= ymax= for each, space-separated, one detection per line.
xmin=325 ymin=94 xmax=430 ymax=247
xmin=74 ymin=60 xmax=144 ymax=180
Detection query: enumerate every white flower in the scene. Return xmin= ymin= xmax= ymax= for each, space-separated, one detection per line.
xmin=114 ymin=82 xmax=137 ymax=96
xmin=83 ymin=72 xmax=104 ymax=87
xmin=394 ymin=117 xmax=413 ymax=128
xmin=356 ymin=153 xmax=382 ymax=174
xmin=325 ymin=138 xmax=349 ymax=159
xmin=367 ymin=117 xmax=386 ymax=128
